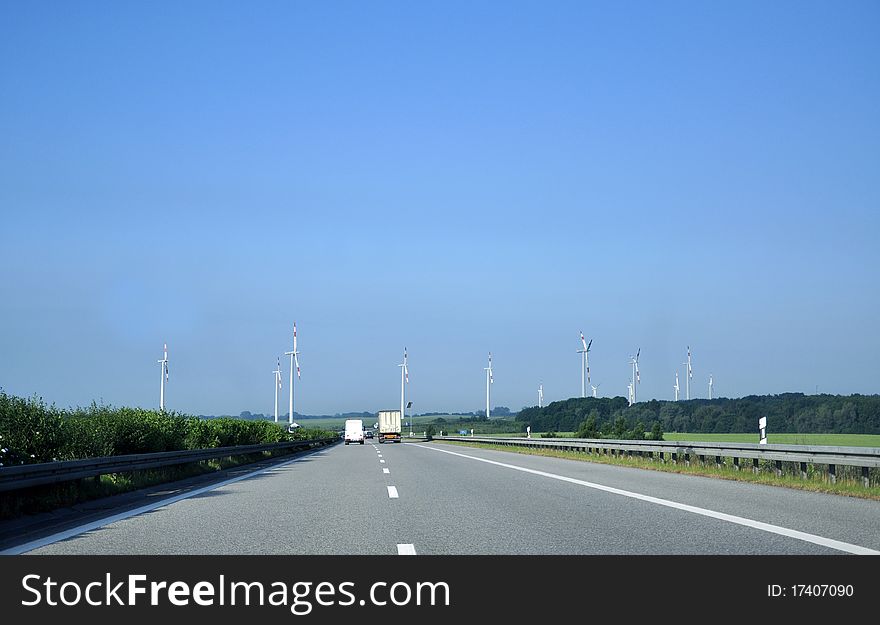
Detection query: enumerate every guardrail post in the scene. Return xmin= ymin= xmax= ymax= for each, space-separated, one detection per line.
xmin=774 ymin=460 xmax=782 ymax=477
xmin=752 ymin=458 xmax=759 ymax=474
xmin=685 ymin=453 xmax=690 ymax=467
xmin=800 ymin=462 xmax=807 ymax=480
xmin=733 ymin=457 xmax=740 ymax=471
xmin=659 ymin=451 xmax=664 ymax=463
xmin=828 ymin=464 xmax=836 ymax=484
xmin=715 ymin=455 xmax=722 ymax=469
xmin=671 ymin=452 xmax=677 ymax=464
xmin=699 ymin=454 xmax=705 ymax=466
xmin=863 ymin=467 xmax=870 ymax=488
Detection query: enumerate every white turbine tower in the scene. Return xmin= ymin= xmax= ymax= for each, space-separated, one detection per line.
xmin=538 ymin=383 xmax=544 ymax=408
xmin=577 ymin=332 xmax=592 ymax=398
xmin=674 ymin=371 xmax=680 ymax=402
xmin=398 ymin=347 xmax=409 ymax=432
xmin=273 ymin=357 xmax=283 ymax=423
xmin=284 ymin=323 xmax=301 ymax=427
xmin=591 ymin=383 xmax=600 ymax=398
xmin=484 ymin=352 xmax=493 ymax=419
xmin=628 ymin=348 xmax=640 ymax=406
xmin=709 ymin=374 xmax=714 ymax=400
xmin=683 ymin=346 xmax=693 ymax=400
xmin=627 ymin=381 xmax=634 ymax=407
xmin=157 ymin=343 xmax=169 ymax=411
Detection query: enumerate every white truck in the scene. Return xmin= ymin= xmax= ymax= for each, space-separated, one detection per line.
xmin=377 ymin=410 xmax=402 ymax=443
xmin=344 ymin=419 xmax=365 ymax=445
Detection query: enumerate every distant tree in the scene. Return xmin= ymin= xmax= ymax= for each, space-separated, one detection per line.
xmin=612 ymin=416 xmax=628 ymax=438
xmin=650 ymin=421 xmax=664 ymax=441
xmin=575 ymin=412 xmax=598 ymax=438
xmin=541 ymin=430 xmax=557 ymax=438
xmin=239 ymin=411 xmax=252 ymax=419
xmin=629 ymin=421 xmax=645 ymax=440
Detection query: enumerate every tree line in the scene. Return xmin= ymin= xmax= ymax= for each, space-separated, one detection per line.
xmin=516 ymin=393 xmax=880 ymax=436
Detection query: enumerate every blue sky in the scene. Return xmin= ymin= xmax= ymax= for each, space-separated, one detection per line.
xmin=2 ymin=1 xmax=879 ymax=416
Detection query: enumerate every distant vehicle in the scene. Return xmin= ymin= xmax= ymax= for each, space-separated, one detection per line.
xmin=365 ymin=429 xmax=374 ymax=439
xmin=344 ymin=419 xmax=365 ymax=445
xmin=378 ymin=409 xmax=402 ymax=443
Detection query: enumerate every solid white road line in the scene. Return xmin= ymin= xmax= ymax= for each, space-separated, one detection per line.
xmin=397 ymin=543 xmax=416 ymax=555
xmin=383 ymin=468 xmax=390 ymax=474
xmin=387 ymin=486 xmax=399 ymax=498
xmin=414 ymin=444 xmax=880 ymax=556
xmin=1 ymin=451 xmax=320 ymax=555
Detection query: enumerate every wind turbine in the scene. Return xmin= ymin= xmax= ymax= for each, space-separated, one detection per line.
xmin=628 ymin=348 xmax=640 ymax=405
xmin=709 ymin=374 xmax=714 ymax=400
xmin=398 ymin=347 xmax=409 ymax=431
xmin=273 ymin=357 xmax=283 ymax=423
xmin=484 ymin=352 xmax=493 ymax=419
xmin=157 ymin=343 xmax=169 ymax=411
xmin=683 ymin=346 xmax=693 ymax=400
xmin=591 ymin=383 xmax=600 ymax=398
xmin=674 ymin=371 xmax=680 ymax=402
xmin=538 ymin=383 xmax=544 ymax=408
xmin=577 ymin=332 xmax=592 ymax=398
xmin=284 ymin=323 xmax=301 ymax=427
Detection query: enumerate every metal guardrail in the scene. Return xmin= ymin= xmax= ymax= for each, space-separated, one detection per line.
xmin=436 ymin=436 xmax=880 ymax=485
xmin=0 ymin=437 xmax=337 ymax=492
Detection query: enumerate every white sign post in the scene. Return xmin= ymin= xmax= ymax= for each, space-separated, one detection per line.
xmin=758 ymin=417 xmax=767 ymax=444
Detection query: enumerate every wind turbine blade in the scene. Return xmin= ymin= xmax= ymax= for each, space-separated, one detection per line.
xmin=580 ymin=332 xmax=587 ymax=351
xmin=586 ymin=338 xmax=592 ymax=351
xmin=293 ymin=323 xmax=297 ymax=351
xmin=636 ymin=348 xmax=640 ymax=361
xmin=294 ymin=354 xmax=301 ymax=378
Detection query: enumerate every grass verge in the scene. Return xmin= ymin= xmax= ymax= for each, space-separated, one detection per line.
xmin=435 ymin=440 xmax=880 ymax=501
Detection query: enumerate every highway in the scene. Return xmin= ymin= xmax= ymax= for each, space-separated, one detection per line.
xmin=5 ymin=440 xmax=880 ymax=555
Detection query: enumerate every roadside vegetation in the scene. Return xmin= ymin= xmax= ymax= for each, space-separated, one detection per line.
xmin=0 ymin=391 xmax=335 ymax=518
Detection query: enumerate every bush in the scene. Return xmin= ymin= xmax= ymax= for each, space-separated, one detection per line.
xmin=0 ymin=390 xmax=336 ymax=464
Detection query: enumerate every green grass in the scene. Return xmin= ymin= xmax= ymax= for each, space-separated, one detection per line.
xmin=664 ymin=433 xmax=880 ymax=447
xmin=434 ymin=440 xmax=880 ymax=500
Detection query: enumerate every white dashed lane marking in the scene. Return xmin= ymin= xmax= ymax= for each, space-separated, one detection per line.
xmin=397 ymin=544 xmax=416 ymax=555
xmin=383 ymin=468 xmax=390 ymax=474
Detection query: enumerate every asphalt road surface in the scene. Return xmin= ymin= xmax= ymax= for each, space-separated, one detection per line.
xmin=6 ymin=440 xmax=880 ymax=555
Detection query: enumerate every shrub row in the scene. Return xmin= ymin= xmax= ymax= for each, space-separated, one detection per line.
xmin=0 ymin=391 xmax=332 ymax=466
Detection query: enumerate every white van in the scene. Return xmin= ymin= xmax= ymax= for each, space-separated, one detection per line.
xmin=344 ymin=419 xmax=365 ymax=445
